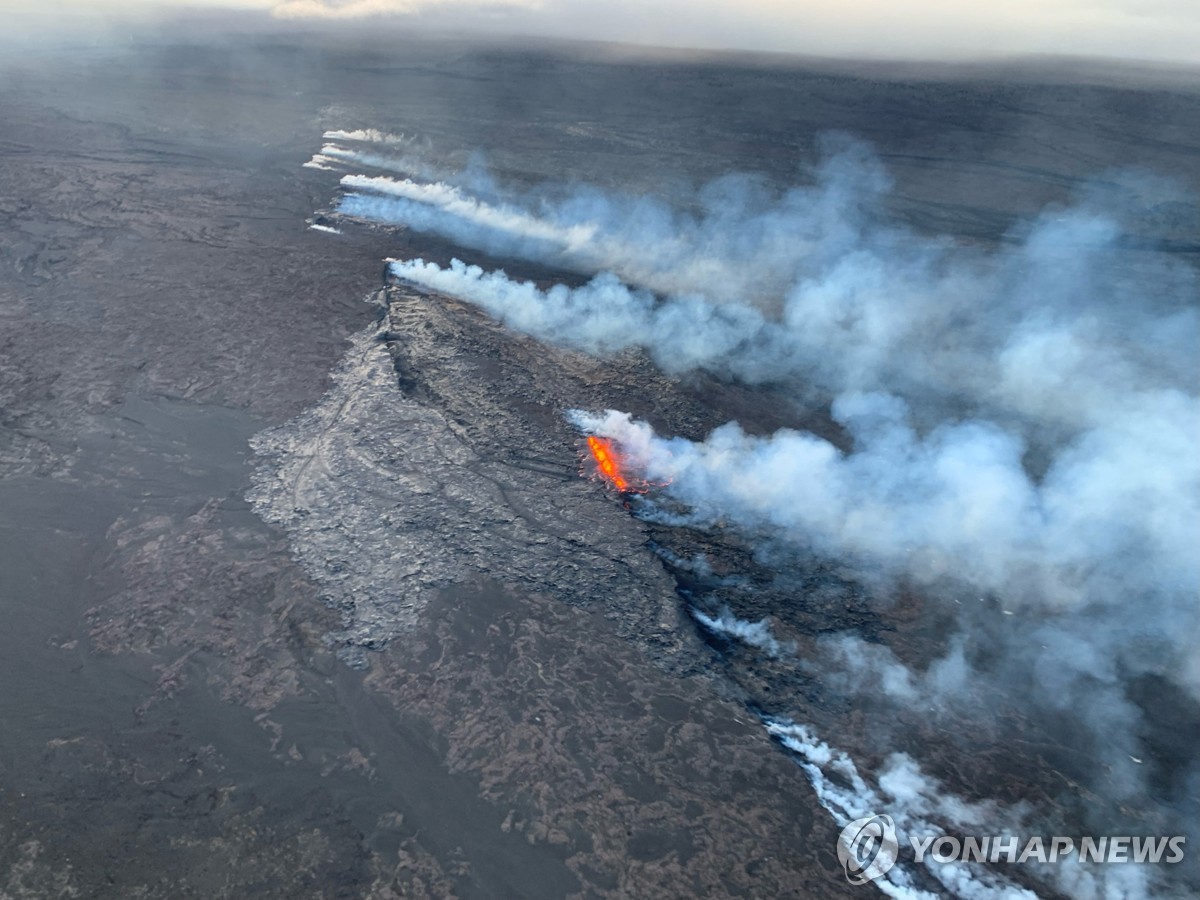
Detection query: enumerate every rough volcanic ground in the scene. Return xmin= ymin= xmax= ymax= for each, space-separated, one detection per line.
xmin=1 ymin=25 xmax=1198 ymax=899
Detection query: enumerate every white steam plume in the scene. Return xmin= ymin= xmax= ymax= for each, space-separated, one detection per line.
xmin=348 ymin=138 xmax=911 ymax=305
xmin=388 ymin=258 xmax=773 ymax=370
xmin=343 ymin=175 xmax=598 ymax=252
xmin=377 ymin=162 xmax=1196 ymax=439
xmin=322 ymin=129 xmax=414 ymax=144
xmin=306 ymin=143 xmax=448 ymax=182
xmin=569 ymin=403 xmax=1200 ymax=697
xmin=691 ymin=606 xmax=793 ymax=658
xmin=569 ymin=399 xmax=1199 ymax=614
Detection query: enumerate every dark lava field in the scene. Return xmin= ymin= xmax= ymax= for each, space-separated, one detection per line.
xmin=0 ymin=23 xmax=1197 ymax=899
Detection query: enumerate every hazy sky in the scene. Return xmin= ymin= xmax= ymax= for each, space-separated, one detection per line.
xmin=5 ymin=0 xmax=1200 ymax=65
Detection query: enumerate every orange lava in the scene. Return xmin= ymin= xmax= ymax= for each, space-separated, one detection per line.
xmin=586 ymin=436 xmax=630 ymax=492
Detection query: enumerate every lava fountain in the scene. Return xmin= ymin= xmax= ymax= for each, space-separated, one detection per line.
xmin=586 ymin=435 xmax=630 ymax=492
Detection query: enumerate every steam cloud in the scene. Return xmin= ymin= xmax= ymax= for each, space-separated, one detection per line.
xmin=360 ymin=148 xmax=1196 ymax=442
xmin=568 ymin=399 xmax=1196 ymax=641
xmin=325 ymin=132 xmax=1199 ymax=896
xmin=344 ymin=140 xmax=911 ymax=305
xmin=342 ymin=175 xmax=598 ymax=254
xmin=691 ymin=606 xmax=794 ymax=658
xmin=568 ymin=401 xmax=1198 ymax=795
xmin=305 ymin=136 xmax=447 ymax=182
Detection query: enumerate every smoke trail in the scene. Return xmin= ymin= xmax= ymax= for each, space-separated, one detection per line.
xmin=569 ymin=401 xmax=1198 ymax=620
xmin=305 ymin=142 xmax=448 ymax=182
xmin=385 ymin=226 xmax=1196 ymax=442
xmin=322 ymin=129 xmax=414 ymax=144
xmin=343 ymin=175 xmax=598 ymax=254
xmin=691 ymin=606 xmax=794 ymax=658
xmin=388 ymin=257 xmax=776 ymax=371
xmin=348 ymin=141 xmax=1196 ymax=441
xmin=346 ymin=136 xmax=910 ymax=304
xmin=567 ymin=396 xmax=1199 ymax=830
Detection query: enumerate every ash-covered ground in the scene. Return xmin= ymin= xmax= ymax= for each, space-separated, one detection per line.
xmin=0 ymin=22 xmax=1197 ymax=899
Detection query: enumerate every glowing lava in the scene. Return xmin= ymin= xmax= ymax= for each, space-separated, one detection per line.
xmin=586 ymin=435 xmax=629 ymax=492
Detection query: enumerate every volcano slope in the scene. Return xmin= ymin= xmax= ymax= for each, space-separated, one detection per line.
xmin=246 ymin=276 xmax=860 ymax=897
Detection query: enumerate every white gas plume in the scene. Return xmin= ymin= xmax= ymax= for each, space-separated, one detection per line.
xmin=691 ymin=606 xmax=793 ymax=658
xmin=373 ymin=144 xmax=1196 ymax=445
